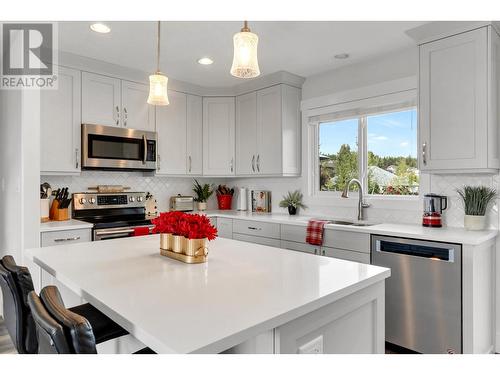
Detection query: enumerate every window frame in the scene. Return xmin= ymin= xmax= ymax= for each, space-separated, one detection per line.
xmin=312 ymin=105 xmax=420 ymax=200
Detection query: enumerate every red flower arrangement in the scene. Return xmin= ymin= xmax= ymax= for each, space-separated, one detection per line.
xmin=152 ymin=212 xmax=218 ymax=241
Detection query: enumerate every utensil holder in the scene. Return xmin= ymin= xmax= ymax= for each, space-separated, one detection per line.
xmin=217 ymin=194 xmax=233 ymax=210
xmin=49 ymin=200 xmax=70 ymax=221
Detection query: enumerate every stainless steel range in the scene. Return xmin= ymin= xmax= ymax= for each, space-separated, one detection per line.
xmin=72 ymin=191 xmax=155 ymax=241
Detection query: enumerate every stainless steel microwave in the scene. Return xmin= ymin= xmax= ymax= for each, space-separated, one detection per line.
xmin=82 ymin=124 xmax=157 ymax=171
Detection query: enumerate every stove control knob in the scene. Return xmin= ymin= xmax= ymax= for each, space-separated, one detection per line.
xmin=89 ymin=198 xmax=96 ymax=204
xmin=129 ymin=196 xmax=135 ymax=203
xmin=137 ymin=196 xmax=144 ymax=202
xmin=79 ymin=198 xmax=87 ymax=204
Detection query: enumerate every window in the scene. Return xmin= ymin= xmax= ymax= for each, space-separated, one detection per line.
xmin=317 ymin=107 xmax=418 ymax=196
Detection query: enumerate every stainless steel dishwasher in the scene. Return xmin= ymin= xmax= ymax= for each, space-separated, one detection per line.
xmin=371 ymin=235 xmax=462 ymax=354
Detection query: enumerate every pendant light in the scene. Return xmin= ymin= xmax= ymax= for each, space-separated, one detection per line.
xmin=147 ymin=21 xmax=169 ymax=106
xmin=230 ymin=21 xmax=260 ymax=79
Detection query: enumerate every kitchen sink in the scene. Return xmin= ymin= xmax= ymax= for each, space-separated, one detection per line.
xmin=329 ymin=220 xmax=354 ymax=225
xmin=351 ymin=222 xmax=377 ymax=227
xmin=325 ymin=220 xmax=378 ymax=227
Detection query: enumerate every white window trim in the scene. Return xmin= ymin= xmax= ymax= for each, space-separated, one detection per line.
xmin=304 ymin=83 xmax=430 ymax=208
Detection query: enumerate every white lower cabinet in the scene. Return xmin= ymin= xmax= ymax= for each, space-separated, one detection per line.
xmin=233 ymin=233 xmax=281 ymax=247
xmin=232 ymin=219 xmax=280 ymax=239
xmin=280 ymin=240 xmax=320 ymax=255
xmin=321 ymin=247 xmax=370 ymax=264
xmin=216 ymin=217 xmax=233 ymax=239
xmin=40 ymin=228 xmax=91 ymax=307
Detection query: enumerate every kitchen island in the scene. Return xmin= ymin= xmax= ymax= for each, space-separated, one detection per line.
xmin=26 ymin=235 xmax=390 ymax=354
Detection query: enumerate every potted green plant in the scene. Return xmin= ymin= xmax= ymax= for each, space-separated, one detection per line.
xmin=279 ymin=190 xmax=307 ymax=215
xmin=456 ymin=185 xmax=496 ymax=230
xmin=192 ymin=179 xmax=214 ymax=211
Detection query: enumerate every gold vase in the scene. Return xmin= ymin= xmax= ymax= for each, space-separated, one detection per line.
xmin=184 ymin=238 xmax=209 ymax=257
xmin=172 ymin=235 xmax=186 ymax=253
xmin=160 ymin=233 xmax=173 ymax=250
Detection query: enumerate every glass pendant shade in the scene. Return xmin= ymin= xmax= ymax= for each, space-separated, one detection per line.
xmin=147 ymin=72 xmax=169 ymax=105
xmin=230 ymin=26 xmax=260 ymax=79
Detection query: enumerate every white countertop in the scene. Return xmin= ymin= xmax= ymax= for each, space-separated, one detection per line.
xmin=204 ymin=210 xmax=498 ymax=246
xmin=26 ymin=235 xmax=390 ymax=353
xmin=39 ymin=219 xmax=93 ymax=233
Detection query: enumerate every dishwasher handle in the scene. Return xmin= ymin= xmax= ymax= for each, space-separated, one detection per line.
xmin=375 ymin=240 xmax=455 ymax=262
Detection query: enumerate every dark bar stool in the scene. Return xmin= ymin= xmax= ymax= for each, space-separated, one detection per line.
xmin=0 ymin=255 xmax=128 ymax=353
xmin=28 ymin=287 xmax=155 ymax=354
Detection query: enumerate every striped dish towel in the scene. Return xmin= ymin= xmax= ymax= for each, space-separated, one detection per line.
xmin=306 ymin=219 xmax=330 ymax=246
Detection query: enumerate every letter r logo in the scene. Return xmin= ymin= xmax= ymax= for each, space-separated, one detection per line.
xmin=2 ymin=23 xmax=53 ymax=75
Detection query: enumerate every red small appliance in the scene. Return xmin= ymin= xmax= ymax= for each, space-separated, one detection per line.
xmin=422 ymin=193 xmax=448 ymax=228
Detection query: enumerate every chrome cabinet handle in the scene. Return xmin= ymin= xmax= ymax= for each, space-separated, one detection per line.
xmin=314 ymin=248 xmax=318 ymax=255
xmin=157 ymin=154 xmax=161 ymax=170
xmin=256 ymin=154 xmax=260 ymax=172
xmin=230 ymin=158 xmax=234 ymax=173
xmin=54 ymin=236 xmax=80 ymax=242
xmin=247 ymin=226 xmax=261 ymax=231
xmin=115 ymin=106 xmax=120 ymax=125
xmin=75 ymin=148 xmax=79 ymax=169
xmin=123 ymin=107 xmax=128 ymax=127
xmin=422 ymin=142 xmax=427 ymax=166
xmin=251 ymin=155 xmax=255 ymax=172
xmin=188 ymin=156 xmax=192 ymax=173
xmin=321 ymin=249 xmax=325 ymax=256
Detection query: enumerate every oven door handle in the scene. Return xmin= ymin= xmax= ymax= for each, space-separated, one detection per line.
xmin=142 ymin=135 xmax=147 ymax=165
xmin=95 ymin=228 xmax=135 ymax=237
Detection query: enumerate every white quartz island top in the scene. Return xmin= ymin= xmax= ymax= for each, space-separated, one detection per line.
xmin=204 ymin=210 xmax=498 ymax=246
xmin=40 ymin=219 xmax=93 ymax=233
xmin=26 ymin=235 xmax=389 ymax=354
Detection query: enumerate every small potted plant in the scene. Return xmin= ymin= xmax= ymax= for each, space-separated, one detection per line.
xmin=192 ymin=179 xmax=214 ymax=211
xmin=457 ymin=185 xmax=497 ymax=230
xmin=279 ymin=190 xmax=307 ymax=215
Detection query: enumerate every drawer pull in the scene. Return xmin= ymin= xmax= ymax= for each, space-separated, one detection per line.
xmin=54 ymin=236 xmax=81 ymax=242
xmin=247 ymin=226 xmax=261 ymax=231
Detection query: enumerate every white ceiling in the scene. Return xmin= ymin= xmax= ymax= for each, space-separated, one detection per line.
xmin=57 ymin=21 xmax=426 ymax=87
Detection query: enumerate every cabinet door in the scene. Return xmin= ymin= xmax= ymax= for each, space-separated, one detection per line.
xmin=257 ymin=85 xmax=283 ymax=174
xmin=419 ymin=27 xmax=488 ymax=171
xmin=186 ymin=95 xmax=203 ymax=175
xmin=156 ymin=90 xmax=187 ymax=175
xmin=82 ymin=72 xmax=121 ymax=127
xmin=121 ymin=80 xmax=155 ymax=131
xmin=41 ymin=66 xmax=81 ymax=174
xmin=216 ymin=217 xmax=233 ymax=239
xmin=203 ymin=97 xmax=235 ymax=176
xmin=236 ymin=92 xmax=257 ymax=175
xmin=321 ymin=247 xmax=370 ymax=264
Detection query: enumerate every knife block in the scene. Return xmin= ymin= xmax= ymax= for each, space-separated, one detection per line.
xmin=49 ymin=200 xmax=70 ymax=221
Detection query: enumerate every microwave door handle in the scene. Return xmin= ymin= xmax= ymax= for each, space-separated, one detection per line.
xmin=142 ymin=135 xmax=147 ymax=165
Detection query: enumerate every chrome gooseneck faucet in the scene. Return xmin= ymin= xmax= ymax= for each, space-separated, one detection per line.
xmin=341 ymin=178 xmax=370 ymax=221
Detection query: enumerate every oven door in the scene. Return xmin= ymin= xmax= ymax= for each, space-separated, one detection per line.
xmin=93 ymin=225 xmax=154 ymax=241
xmin=82 ymin=124 xmax=157 ymax=171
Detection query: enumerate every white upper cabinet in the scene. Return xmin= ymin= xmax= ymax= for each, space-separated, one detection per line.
xmin=121 ymin=80 xmax=155 ymax=131
xmin=419 ymin=26 xmax=499 ymax=172
xmin=186 ymin=95 xmax=203 ymax=175
xmin=235 ymin=84 xmax=301 ymax=177
xmin=203 ymin=97 xmax=236 ymax=176
xmin=41 ymin=66 xmax=81 ymax=174
xmin=156 ymin=90 xmax=187 ymax=175
xmin=236 ymin=92 xmax=258 ymax=175
xmin=82 ymin=72 xmax=121 ymax=127
xmin=82 ymin=72 xmax=154 ymax=131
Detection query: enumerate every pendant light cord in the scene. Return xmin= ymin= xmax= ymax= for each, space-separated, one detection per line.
xmin=156 ymin=21 xmax=161 ymax=73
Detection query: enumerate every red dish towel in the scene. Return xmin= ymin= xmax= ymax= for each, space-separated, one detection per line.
xmin=133 ymin=227 xmax=150 ymax=236
xmin=306 ymin=219 xmax=330 ymax=246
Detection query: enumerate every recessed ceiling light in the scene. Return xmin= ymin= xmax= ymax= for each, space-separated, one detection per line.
xmin=198 ymin=57 xmax=214 ymax=65
xmin=90 ymin=23 xmax=111 ymax=34
xmin=334 ymin=53 xmax=350 ymax=60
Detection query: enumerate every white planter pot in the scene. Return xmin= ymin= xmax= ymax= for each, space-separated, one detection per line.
xmin=464 ymin=215 xmax=487 ymax=231
xmin=197 ymin=202 xmax=207 ymax=211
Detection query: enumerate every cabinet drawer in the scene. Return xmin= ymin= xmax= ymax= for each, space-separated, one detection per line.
xmin=280 ymin=224 xmax=307 ymax=243
xmin=233 ymin=219 xmax=280 ymax=239
xmin=41 ymin=228 xmax=91 ymax=247
xmin=217 ymin=217 xmax=233 ymax=239
xmin=233 ymin=233 xmax=281 ymax=248
xmin=280 ymin=240 xmax=319 ymax=255
xmin=321 ymin=247 xmax=370 ymax=264
xmin=322 ymin=230 xmax=370 ymax=253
